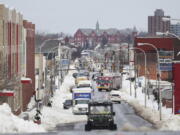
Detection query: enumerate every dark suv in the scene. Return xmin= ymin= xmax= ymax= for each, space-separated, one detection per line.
xmin=63 ymin=99 xmax=73 ymax=109
xmin=85 ymin=101 xmax=117 ymax=131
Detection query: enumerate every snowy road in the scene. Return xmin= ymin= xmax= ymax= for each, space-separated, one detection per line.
xmin=54 ymin=101 xmax=154 ymax=132
xmin=54 ymin=80 xmax=155 ymax=133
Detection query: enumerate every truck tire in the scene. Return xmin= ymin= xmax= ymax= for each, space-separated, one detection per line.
xmin=85 ymin=124 xmax=91 ymax=131
xmin=109 ymin=123 xmax=117 ymax=130
xmin=98 ymin=88 xmax=102 ymax=91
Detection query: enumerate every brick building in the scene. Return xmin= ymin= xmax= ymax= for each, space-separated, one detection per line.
xmin=22 ymin=20 xmax=35 ymax=111
xmin=148 ymin=9 xmax=170 ymax=36
xmin=74 ymin=22 xmax=135 ymax=48
xmin=134 ymin=37 xmax=174 ymax=81
xmin=0 ymin=4 xmax=35 ymax=114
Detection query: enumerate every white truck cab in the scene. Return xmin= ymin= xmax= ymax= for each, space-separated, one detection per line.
xmin=72 ymin=88 xmax=92 ymax=114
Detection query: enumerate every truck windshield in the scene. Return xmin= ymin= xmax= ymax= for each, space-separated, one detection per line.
xmin=97 ymin=80 xmax=111 ymax=84
xmin=78 ymin=84 xmax=91 ymax=87
xmin=90 ymin=106 xmax=111 ymax=114
xmin=75 ymin=100 xmax=89 ymax=105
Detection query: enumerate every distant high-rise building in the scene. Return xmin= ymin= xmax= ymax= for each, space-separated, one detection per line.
xmin=170 ymin=23 xmax=180 ymax=36
xmin=148 ymin=9 xmax=170 ymax=36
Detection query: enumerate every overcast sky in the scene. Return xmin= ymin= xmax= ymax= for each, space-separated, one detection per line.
xmin=0 ymin=0 xmax=180 ymax=34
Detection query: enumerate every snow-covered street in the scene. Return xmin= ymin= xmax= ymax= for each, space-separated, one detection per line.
xmin=1 ymin=64 xmax=180 ymax=134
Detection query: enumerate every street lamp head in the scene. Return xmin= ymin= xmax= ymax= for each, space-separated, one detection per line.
xmin=162 ymin=17 xmax=171 ymax=22
xmin=137 ymin=43 xmax=145 ymax=46
xmin=156 ymin=32 xmax=164 ymax=36
xmin=156 ymin=31 xmax=169 ymax=36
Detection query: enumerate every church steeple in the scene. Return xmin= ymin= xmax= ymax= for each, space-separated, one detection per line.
xmin=132 ymin=26 xmax=138 ymax=37
xmin=96 ymin=21 xmax=99 ymax=33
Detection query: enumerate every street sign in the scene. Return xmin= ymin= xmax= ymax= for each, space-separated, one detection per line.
xmin=60 ymin=59 xmax=70 ymax=66
xmin=159 ymin=63 xmax=172 ymax=71
xmin=158 ymin=51 xmax=173 ymax=71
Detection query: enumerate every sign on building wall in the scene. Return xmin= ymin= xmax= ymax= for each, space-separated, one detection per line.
xmin=159 ymin=51 xmax=173 ymax=71
xmin=159 ymin=63 xmax=172 ymax=71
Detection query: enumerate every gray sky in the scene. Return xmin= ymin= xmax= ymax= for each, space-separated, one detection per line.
xmin=0 ymin=0 xmax=180 ymax=34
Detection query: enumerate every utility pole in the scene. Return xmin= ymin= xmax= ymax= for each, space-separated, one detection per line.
xmin=134 ymin=52 xmax=137 ymax=98
xmin=128 ymin=44 xmax=132 ymax=96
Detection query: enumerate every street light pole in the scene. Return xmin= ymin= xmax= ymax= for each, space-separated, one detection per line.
xmin=130 ymin=47 xmax=147 ymax=107
xmin=128 ymin=44 xmax=132 ymax=96
xmin=38 ymin=38 xmax=60 ymax=92
xmin=37 ymin=38 xmax=61 ymax=114
xmin=137 ymin=42 xmax=161 ymax=120
xmin=46 ymin=46 xmax=59 ymax=97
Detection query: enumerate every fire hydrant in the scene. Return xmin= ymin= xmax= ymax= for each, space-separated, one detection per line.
xmin=33 ymin=110 xmax=42 ymax=124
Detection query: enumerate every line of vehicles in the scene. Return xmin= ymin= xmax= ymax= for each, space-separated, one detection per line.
xmin=62 ymin=64 xmax=123 ymax=131
xmin=72 ymin=70 xmax=92 ymax=115
xmin=62 ymin=55 xmax=173 ymax=132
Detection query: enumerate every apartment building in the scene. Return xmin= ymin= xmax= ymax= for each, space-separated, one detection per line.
xmin=0 ymin=4 xmax=35 ymax=114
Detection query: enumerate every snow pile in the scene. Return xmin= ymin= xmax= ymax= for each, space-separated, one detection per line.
xmin=0 ymin=103 xmax=45 ymax=133
xmin=40 ymin=66 xmax=86 ymax=130
xmin=120 ymin=75 xmax=180 ymax=131
xmin=41 ymin=104 xmax=86 ymax=130
xmin=159 ymin=116 xmax=180 ymax=130
xmin=122 ymin=123 xmax=152 ymax=131
xmin=27 ymin=96 xmax=36 ymax=110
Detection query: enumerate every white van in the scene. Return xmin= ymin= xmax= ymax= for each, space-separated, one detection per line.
xmin=72 ymin=88 xmax=92 ymax=114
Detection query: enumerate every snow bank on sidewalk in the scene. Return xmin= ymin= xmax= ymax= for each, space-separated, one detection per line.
xmin=120 ymin=75 xmax=180 ymax=131
xmin=40 ymin=66 xmax=86 ymax=130
xmin=0 ymin=103 xmax=45 ymax=133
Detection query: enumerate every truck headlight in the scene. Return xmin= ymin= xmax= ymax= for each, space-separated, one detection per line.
xmin=89 ymin=119 xmax=94 ymax=122
xmin=108 ymin=119 xmax=113 ymax=121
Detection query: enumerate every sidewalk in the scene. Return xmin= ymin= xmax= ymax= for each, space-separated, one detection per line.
xmin=120 ymin=74 xmax=180 ymax=131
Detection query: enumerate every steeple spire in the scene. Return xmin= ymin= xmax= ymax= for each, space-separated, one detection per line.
xmin=96 ymin=21 xmax=99 ymax=33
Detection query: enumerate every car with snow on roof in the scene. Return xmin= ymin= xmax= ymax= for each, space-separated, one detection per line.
xmin=109 ymin=90 xmax=121 ymax=104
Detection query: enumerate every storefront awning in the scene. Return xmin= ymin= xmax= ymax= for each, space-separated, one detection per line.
xmin=21 ymin=77 xmax=32 ymax=84
xmin=0 ymin=90 xmax=14 ymax=96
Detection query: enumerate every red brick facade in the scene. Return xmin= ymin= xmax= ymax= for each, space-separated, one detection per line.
xmin=22 ymin=21 xmax=35 ymax=111
xmin=74 ymin=29 xmax=125 ymax=46
xmin=134 ymin=37 xmax=174 ymax=81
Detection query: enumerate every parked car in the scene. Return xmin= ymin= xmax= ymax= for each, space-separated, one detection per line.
xmin=72 ymin=73 xmax=78 ymax=78
xmin=152 ymin=86 xmax=172 ymax=101
xmin=91 ymin=72 xmax=102 ymax=81
xmin=85 ymin=101 xmax=117 ymax=131
xmin=63 ymin=99 xmax=73 ymax=109
xmin=121 ymin=72 xmax=129 ymax=75
xmin=109 ymin=90 xmax=121 ymax=103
